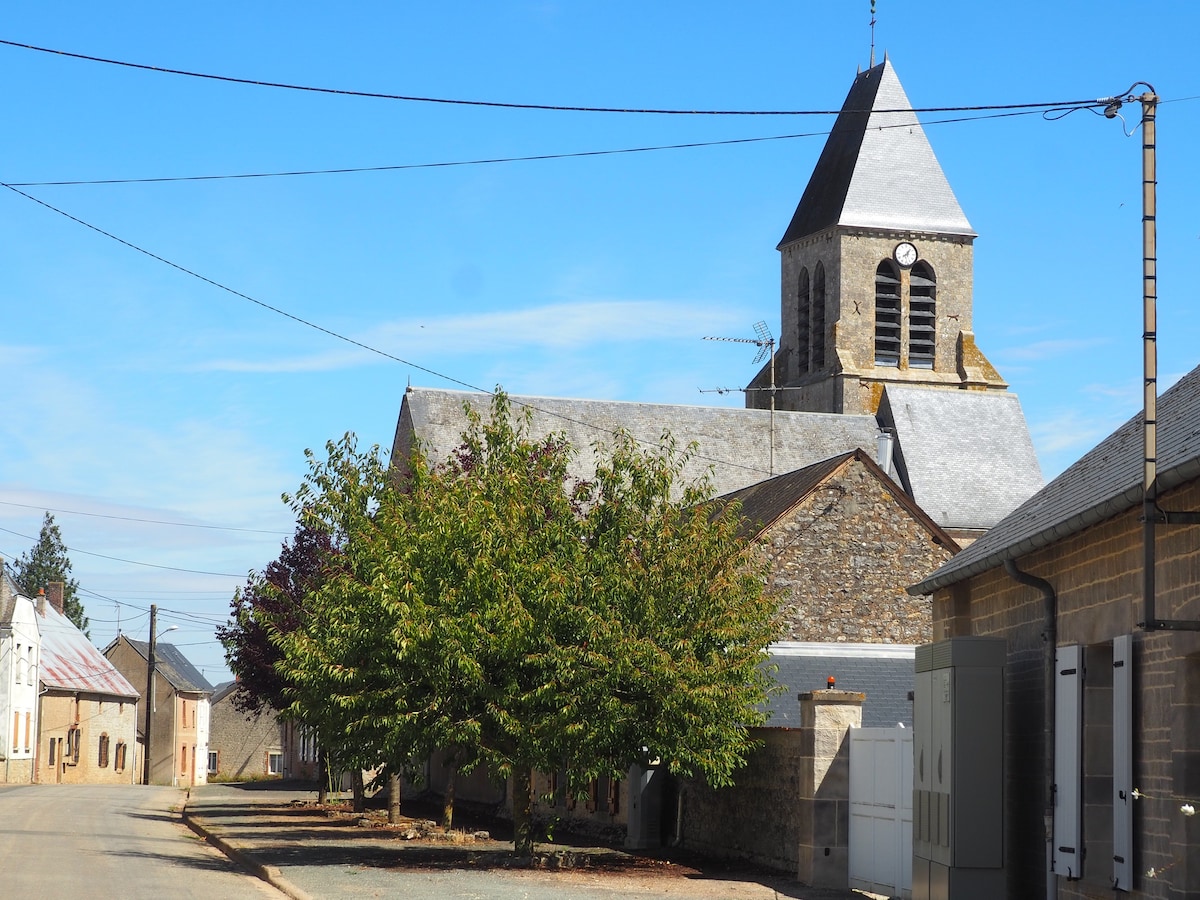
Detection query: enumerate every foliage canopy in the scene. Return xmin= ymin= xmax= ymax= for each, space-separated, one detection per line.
xmin=12 ymin=512 xmax=88 ymax=636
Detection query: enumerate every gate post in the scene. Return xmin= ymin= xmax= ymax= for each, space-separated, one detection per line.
xmin=797 ymin=688 xmax=864 ymax=887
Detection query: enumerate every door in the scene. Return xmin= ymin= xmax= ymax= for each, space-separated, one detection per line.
xmin=850 ymin=725 xmax=914 ymax=899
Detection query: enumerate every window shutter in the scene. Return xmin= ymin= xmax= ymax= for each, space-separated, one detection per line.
xmin=1112 ymin=635 xmax=1134 ymax=891
xmin=1054 ymin=644 xmax=1083 ymax=879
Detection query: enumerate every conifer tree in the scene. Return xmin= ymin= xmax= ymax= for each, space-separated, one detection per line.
xmin=13 ymin=512 xmax=89 ymax=636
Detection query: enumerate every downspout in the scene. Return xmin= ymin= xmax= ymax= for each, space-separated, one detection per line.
xmin=1004 ymin=558 xmax=1057 ymax=898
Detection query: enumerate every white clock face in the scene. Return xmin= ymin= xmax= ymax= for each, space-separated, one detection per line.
xmin=895 ymin=242 xmax=918 ymax=267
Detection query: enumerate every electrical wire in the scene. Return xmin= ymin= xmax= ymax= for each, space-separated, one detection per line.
xmin=0 ymin=37 xmax=1103 ymax=117
xmin=0 ymin=524 xmax=244 ymax=578
xmin=6 ymin=108 xmax=1049 ymax=188
xmin=0 ymin=498 xmax=291 ymax=535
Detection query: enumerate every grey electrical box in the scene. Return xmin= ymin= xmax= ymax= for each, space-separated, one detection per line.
xmin=913 ymin=637 xmax=1006 ymax=900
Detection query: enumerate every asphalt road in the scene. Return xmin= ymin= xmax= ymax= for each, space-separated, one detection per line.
xmin=0 ymin=783 xmax=281 ymax=899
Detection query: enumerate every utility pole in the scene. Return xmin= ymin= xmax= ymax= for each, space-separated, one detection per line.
xmin=143 ymin=604 xmax=158 ymax=785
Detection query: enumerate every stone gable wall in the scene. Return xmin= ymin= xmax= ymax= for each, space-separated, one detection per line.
xmin=209 ymin=693 xmax=283 ymax=780
xmin=758 ymin=459 xmax=953 ymax=643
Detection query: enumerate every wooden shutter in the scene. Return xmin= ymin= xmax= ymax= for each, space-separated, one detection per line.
xmin=1053 ymin=644 xmax=1083 ymax=879
xmin=1112 ymin=635 xmax=1134 ymax=891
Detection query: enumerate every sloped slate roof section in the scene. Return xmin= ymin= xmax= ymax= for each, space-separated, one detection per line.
xmin=393 ymin=388 xmax=881 ymax=499
xmin=762 ymin=642 xmax=916 ymax=728
xmin=39 ymin=606 xmax=140 ymax=698
xmin=779 ymin=58 xmax=975 ymax=246
xmin=122 ymin=638 xmax=214 ymax=694
xmin=912 ymin=362 xmax=1200 ymax=595
xmin=880 ymin=385 xmax=1043 ymax=532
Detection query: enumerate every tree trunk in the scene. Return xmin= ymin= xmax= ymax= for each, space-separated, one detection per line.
xmin=388 ymin=771 xmax=402 ymax=824
xmin=512 ymin=765 xmax=535 ymax=856
xmin=351 ymin=768 xmax=366 ymax=812
xmin=442 ymin=761 xmax=457 ymax=832
xmin=317 ymin=748 xmax=328 ymax=805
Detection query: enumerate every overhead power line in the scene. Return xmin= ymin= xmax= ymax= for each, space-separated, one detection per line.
xmin=5 ymin=108 xmax=1049 ymax=188
xmin=0 ymin=498 xmax=290 ymax=535
xmin=0 ymin=37 xmax=1102 ymax=117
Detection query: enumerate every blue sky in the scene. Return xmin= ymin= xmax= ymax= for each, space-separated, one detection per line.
xmin=0 ymin=2 xmax=1197 ymax=683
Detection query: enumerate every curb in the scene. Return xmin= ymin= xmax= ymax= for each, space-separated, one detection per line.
xmin=180 ymin=792 xmax=316 ymax=900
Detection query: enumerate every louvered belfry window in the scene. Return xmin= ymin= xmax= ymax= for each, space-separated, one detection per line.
xmin=812 ymin=263 xmax=827 ymax=370
xmin=875 ymin=260 xmax=902 ymax=366
xmin=796 ymin=268 xmax=811 ymax=375
xmin=909 ymin=262 xmax=937 ymax=368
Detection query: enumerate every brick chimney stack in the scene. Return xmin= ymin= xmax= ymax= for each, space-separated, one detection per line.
xmin=46 ymin=581 xmax=65 ymax=615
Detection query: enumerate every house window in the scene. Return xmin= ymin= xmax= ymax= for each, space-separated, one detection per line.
xmin=67 ymin=727 xmax=80 ymax=765
xmin=115 ymin=742 xmax=127 ymax=773
xmin=24 ymin=711 xmax=30 ymax=752
xmin=98 ymin=733 xmax=110 ymax=768
xmin=11 ymin=712 xmax=18 ymax=752
xmin=811 ymin=263 xmax=827 ymax=370
xmin=268 ymin=751 xmax=283 ymax=776
xmin=909 ymin=262 xmax=936 ymax=368
xmin=875 ymin=260 xmax=902 ymax=366
xmin=208 ymin=751 xmax=219 ymax=775
xmin=49 ymin=737 xmax=57 ymax=766
xmin=15 ymin=644 xmax=21 ymax=684
xmin=181 ymin=744 xmax=188 ymax=775
xmin=796 ymin=267 xmax=811 ymax=375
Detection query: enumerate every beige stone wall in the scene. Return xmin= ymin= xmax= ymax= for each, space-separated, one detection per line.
xmin=209 ymin=694 xmax=282 ymax=780
xmin=37 ymin=693 xmax=138 ymax=785
xmin=759 ymin=457 xmax=953 ymax=643
xmin=932 ymin=477 xmax=1200 ymax=899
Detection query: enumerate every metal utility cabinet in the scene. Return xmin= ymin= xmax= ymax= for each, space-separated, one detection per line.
xmin=913 ymin=637 xmax=1006 ymax=900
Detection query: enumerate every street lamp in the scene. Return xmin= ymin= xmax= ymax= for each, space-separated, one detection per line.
xmin=142 ymin=605 xmax=179 ymax=785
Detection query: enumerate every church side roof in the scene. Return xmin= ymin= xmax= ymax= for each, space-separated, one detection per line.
xmin=392 ymin=388 xmax=882 ymax=499
xmin=762 ymin=642 xmax=917 ymax=728
xmin=879 ymin=385 xmax=1043 ymax=533
xmin=912 ymin=360 xmax=1200 ymax=595
xmin=779 ymin=58 xmax=975 ymax=246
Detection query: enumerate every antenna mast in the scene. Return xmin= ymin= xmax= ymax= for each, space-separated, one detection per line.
xmin=703 ymin=322 xmax=777 ymax=475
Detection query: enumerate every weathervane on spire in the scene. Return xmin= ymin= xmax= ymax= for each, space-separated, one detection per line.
xmin=870 ymin=0 xmax=877 ymax=68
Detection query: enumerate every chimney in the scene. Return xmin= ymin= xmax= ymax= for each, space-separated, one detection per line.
xmin=37 ymin=588 xmax=47 ymax=617
xmin=46 ymin=581 xmax=65 ymax=615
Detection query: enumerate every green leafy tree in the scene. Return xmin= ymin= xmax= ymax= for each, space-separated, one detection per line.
xmin=275 ymin=392 xmax=780 ymax=854
xmin=12 ymin=512 xmax=89 ymax=636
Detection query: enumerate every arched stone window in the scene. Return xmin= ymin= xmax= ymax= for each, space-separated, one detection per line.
xmin=875 ymin=260 xmax=901 ymax=366
xmin=796 ymin=268 xmax=811 ymax=375
xmin=909 ymin=261 xmax=937 ymax=368
xmin=812 ymin=263 xmax=827 ymax=370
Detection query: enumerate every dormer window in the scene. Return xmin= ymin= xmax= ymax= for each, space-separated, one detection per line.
xmin=909 ymin=262 xmax=937 ymax=368
xmin=875 ymin=261 xmax=902 ymax=366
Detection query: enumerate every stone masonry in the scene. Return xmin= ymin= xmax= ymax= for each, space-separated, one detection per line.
xmin=756 ymin=455 xmax=956 ymax=644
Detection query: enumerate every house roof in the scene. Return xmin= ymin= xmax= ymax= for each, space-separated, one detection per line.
xmin=39 ymin=604 xmax=140 ymax=699
xmin=762 ymin=642 xmax=916 ymax=728
xmin=115 ymin=637 xmax=214 ymax=694
xmin=879 ymin=385 xmax=1044 ymax=532
xmin=778 ymin=57 xmax=975 ymax=247
xmin=392 ymin=387 xmax=882 ymax=500
xmin=715 ymin=448 xmax=958 ymax=549
xmin=910 ymin=360 xmax=1200 ymax=595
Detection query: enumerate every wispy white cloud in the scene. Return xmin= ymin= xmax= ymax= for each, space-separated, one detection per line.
xmin=998 ymin=337 xmax=1108 ymax=362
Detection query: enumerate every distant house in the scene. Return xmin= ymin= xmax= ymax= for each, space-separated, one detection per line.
xmin=105 ymin=635 xmax=212 ymax=786
xmin=36 ymin=582 xmax=140 ymax=785
xmin=0 ymin=571 xmax=41 ymax=783
xmin=208 ymin=681 xmax=317 ymax=781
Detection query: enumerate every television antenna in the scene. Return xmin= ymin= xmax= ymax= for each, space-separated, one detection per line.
xmin=703 ymin=321 xmax=777 ymax=475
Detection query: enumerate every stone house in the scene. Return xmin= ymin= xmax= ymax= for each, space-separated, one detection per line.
xmin=105 ymin=635 xmax=212 ymax=786
xmin=909 ymin=359 xmax=1200 ymax=898
xmin=208 ymin=681 xmax=317 ymax=781
xmin=0 ymin=570 xmax=41 ymax=783
xmin=36 ymin=582 xmax=140 ymax=785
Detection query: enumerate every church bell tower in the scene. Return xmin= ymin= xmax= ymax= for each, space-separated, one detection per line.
xmin=748 ymin=57 xmax=1007 ymax=415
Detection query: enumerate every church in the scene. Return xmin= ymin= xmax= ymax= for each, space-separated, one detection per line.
xmin=392 ymin=56 xmax=1043 ymax=547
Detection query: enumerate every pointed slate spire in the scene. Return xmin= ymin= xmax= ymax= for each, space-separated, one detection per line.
xmin=778 ymin=58 xmax=974 ymax=247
